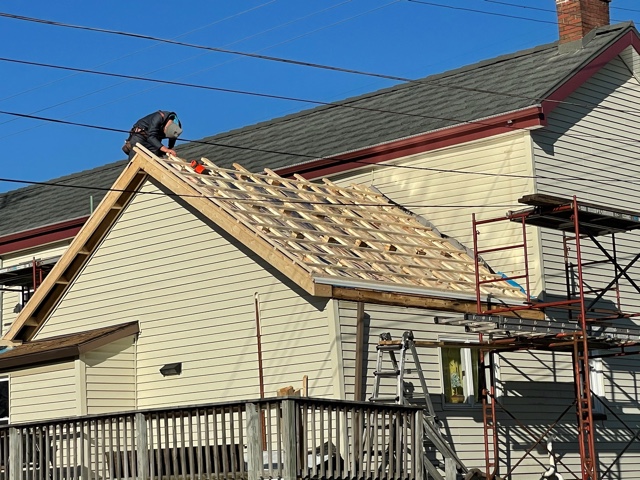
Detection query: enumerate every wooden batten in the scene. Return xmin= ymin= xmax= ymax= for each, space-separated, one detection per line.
xmin=329 ymin=286 xmax=545 ymax=320
xmin=135 ymin=154 xmax=322 ymax=298
xmin=4 ymin=163 xmax=148 ymax=341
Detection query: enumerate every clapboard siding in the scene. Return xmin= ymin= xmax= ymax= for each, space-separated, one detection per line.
xmin=337 ymin=300 xmax=518 ymax=472
xmin=34 ymin=179 xmax=333 ymax=409
xmin=337 ymin=300 xmax=628 ymax=476
xmin=329 ymin=131 xmax=543 ymax=297
xmin=0 ymin=242 xmax=70 ymax=335
xmin=532 ymin=55 xmax=640 ymax=316
xmin=83 ymin=336 xmax=136 ymax=414
xmin=10 ymin=362 xmax=77 ymax=422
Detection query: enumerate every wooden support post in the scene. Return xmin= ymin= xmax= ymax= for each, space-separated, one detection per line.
xmin=9 ymin=428 xmax=21 ymax=480
xmin=135 ymin=413 xmax=150 ymax=480
xmin=445 ymin=457 xmax=457 ymax=480
xmin=281 ymin=399 xmax=298 ymax=480
xmin=415 ymin=410 xmax=425 ymax=480
xmin=246 ymin=403 xmax=263 ymax=480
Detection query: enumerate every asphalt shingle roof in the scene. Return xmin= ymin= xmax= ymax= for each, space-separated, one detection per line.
xmin=0 ymin=23 xmax=632 ymax=239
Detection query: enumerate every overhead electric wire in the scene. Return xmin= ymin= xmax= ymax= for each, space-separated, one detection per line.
xmin=405 ymin=0 xmax=556 ymax=24
xmin=1 ymin=108 xmax=640 ymax=187
xmin=0 ymin=172 xmax=525 ymax=209
xmin=479 ymin=0 xmax=630 ymax=23
xmin=4 ymin=53 xmax=640 ymax=124
xmin=0 ymin=10 xmax=636 ymax=120
xmin=0 ymin=0 xmax=389 ymax=140
xmin=0 ymin=1 xmax=278 ymax=109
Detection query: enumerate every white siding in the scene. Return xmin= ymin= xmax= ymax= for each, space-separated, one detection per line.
xmin=0 ymin=241 xmax=70 ymax=335
xmin=532 ymin=54 xmax=640 ymax=314
xmin=10 ymin=362 xmax=77 ymax=422
xmin=36 ymin=180 xmax=335 ymax=408
xmin=83 ymin=336 xmax=136 ymax=414
xmin=329 ymin=131 xmax=543 ymax=296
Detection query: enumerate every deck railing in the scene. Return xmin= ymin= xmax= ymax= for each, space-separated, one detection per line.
xmin=0 ymin=397 xmax=424 ymax=480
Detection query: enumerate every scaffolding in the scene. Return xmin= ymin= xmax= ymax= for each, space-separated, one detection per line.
xmin=0 ymin=256 xmax=59 ymax=313
xmin=438 ymin=195 xmax=640 ymax=480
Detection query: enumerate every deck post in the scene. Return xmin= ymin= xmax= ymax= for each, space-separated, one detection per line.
xmin=445 ymin=457 xmax=457 ymax=480
xmin=415 ymin=411 xmax=424 ymax=480
xmin=246 ymin=402 xmax=263 ymax=480
xmin=281 ymin=399 xmax=297 ymax=480
xmin=135 ymin=413 xmax=150 ymax=480
xmin=9 ymin=428 xmax=21 ymax=480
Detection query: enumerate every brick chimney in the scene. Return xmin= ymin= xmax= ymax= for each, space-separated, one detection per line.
xmin=556 ymin=0 xmax=611 ymax=44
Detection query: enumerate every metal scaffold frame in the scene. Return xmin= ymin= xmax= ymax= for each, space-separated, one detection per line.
xmin=467 ymin=194 xmax=640 ymax=480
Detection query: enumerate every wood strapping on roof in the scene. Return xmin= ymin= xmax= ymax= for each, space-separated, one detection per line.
xmin=157 ymin=154 xmax=524 ymax=299
xmin=4 ymin=146 xmax=536 ymax=341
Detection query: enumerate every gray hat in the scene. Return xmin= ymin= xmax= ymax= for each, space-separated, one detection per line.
xmin=165 ymin=122 xmax=182 ymax=139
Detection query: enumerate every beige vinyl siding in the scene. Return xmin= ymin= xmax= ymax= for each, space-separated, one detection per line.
xmin=329 ymin=131 xmax=543 ymax=297
xmin=83 ymin=336 xmax=136 ymax=414
xmin=10 ymin=362 xmax=77 ymax=422
xmin=338 ymin=300 xmax=499 ymax=472
xmin=0 ymin=241 xmax=70 ymax=335
xmin=336 ymin=301 xmax=597 ymax=477
xmin=36 ymin=180 xmax=334 ymax=408
xmin=532 ymin=54 xmax=640 ymax=315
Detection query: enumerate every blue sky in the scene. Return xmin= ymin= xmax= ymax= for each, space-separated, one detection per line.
xmin=1 ymin=0 xmax=639 ymax=193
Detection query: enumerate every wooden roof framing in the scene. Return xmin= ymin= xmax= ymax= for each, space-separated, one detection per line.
xmin=5 ymin=145 xmax=530 ymax=341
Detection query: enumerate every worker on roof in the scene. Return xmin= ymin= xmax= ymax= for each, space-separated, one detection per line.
xmin=123 ymin=110 xmax=182 ymax=160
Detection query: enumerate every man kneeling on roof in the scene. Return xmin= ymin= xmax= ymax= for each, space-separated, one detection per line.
xmin=123 ymin=110 xmax=182 ymax=160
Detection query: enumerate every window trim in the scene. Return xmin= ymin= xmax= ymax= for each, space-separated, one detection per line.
xmin=439 ymin=338 xmax=485 ymax=408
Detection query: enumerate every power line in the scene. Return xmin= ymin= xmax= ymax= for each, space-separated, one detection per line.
xmin=0 ymin=174 xmax=524 ymax=209
xmin=406 ymin=0 xmax=557 ymax=24
xmin=480 ymin=0 xmax=631 ymax=23
xmin=6 ymin=52 xmax=640 ymax=123
xmin=1 ymin=108 xmax=639 ymax=187
xmin=2 ymin=10 xmax=637 ymax=122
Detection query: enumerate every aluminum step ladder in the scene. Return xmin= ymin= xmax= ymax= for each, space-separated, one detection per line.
xmin=370 ymin=331 xmax=468 ymax=480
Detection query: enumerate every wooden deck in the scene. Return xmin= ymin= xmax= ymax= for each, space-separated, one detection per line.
xmin=0 ymin=397 xmax=426 ymax=480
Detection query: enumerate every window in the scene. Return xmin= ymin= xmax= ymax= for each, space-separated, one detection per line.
xmin=0 ymin=377 xmax=8 ymax=425
xmin=441 ymin=345 xmax=480 ymax=405
xmin=589 ymin=357 xmax=605 ymax=417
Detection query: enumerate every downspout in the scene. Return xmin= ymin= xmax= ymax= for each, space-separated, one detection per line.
xmin=254 ymin=293 xmax=265 ymax=399
xmin=354 ymin=302 xmax=365 ymax=401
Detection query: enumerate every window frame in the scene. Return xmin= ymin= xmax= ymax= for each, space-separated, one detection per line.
xmin=0 ymin=376 xmax=9 ymax=425
xmin=439 ymin=339 xmax=484 ymax=408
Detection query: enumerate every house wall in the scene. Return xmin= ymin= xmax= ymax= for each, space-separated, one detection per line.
xmin=34 ymin=180 xmax=336 ymax=409
xmin=337 ymin=300 xmax=587 ymax=476
xmin=532 ymin=53 xmax=640 ymax=314
xmin=83 ymin=336 xmax=137 ymax=414
xmin=10 ymin=362 xmax=77 ymax=422
xmin=0 ymin=241 xmax=70 ymax=335
xmin=328 ymin=131 xmax=543 ymax=297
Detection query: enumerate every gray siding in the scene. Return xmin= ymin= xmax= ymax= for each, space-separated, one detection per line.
xmin=35 ymin=180 xmax=335 ymax=408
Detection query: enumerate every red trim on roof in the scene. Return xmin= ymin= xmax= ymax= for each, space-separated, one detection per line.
xmin=275 ymin=107 xmax=545 ymax=179
xmin=0 ymin=217 xmax=87 ymax=255
xmin=542 ymin=30 xmax=639 ymax=114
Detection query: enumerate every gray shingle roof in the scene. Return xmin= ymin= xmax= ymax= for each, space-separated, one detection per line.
xmin=0 ymin=23 xmax=632 ymax=239
xmin=0 ymin=160 xmax=127 ymax=238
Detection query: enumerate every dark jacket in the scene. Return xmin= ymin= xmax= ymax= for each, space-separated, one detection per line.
xmin=130 ymin=110 xmax=178 ymax=155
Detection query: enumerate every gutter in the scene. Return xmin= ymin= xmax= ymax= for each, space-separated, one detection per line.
xmin=312 ymin=276 xmax=522 ymax=306
xmin=275 ymin=105 xmax=545 ymax=179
